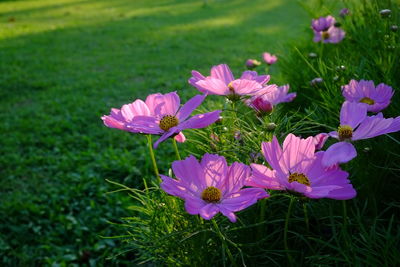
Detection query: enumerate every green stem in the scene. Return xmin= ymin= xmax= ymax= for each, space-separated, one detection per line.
xmin=172 ymin=138 xmax=181 ymax=160
xmin=342 ymin=200 xmax=348 ymax=233
xmin=212 ymin=220 xmax=236 ymax=266
xmin=146 ymin=135 xmax=160 ymax=183
xmin=258 ymin=198 xmax=267 ymax=236
xmin=303 ymin=202 xmax=310 ymax=233
xmin=284 ymin=197 xmax=295 ymax=265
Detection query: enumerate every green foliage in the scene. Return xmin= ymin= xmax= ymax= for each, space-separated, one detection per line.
xmin=0 ymin=0 xmax=307 ymax=265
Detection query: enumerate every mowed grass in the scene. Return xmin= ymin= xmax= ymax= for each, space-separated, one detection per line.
xmin=0 ymin=0 xmax=307 ymax=264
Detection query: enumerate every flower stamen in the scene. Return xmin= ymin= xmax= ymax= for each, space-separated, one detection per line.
xmin=159 ymin=115 xmax=179 ymax=131
xmin=201 ymin=186 xmax=221 ymax=203
xmin=359 ymin=97 xmax=375 ymax=105
xmin=288 ymin=172 xmax=311 ymax=186
xmin=338 ymin=125 xmax=353 ymax=141
xmin=322 ymin=31 xmax=330 ymax=40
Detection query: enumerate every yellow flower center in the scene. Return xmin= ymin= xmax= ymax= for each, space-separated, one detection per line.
xmin=288 ymin=172 xmax=311 ymax=186
xmin=338 ymin=125 xmax=353 ymax=141
xmin=359 ymin=97 xmax=375 ymax=105
xmin=201 ymin=186 xmax=222 ymax=203
xmin=159 ymin=115 xmax=179 ymax=131
xmin=322 ymin=31 xmax=330 ymax=40
xmin=228 ymin=82 xmax=235 ymax=93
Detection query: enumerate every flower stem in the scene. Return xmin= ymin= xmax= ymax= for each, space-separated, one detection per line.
xmin=284 ymin=197 xmax=295 ymax=265
xmin=303 ymin=202 xmax=310 ymax=233
xmin=212 ymin=219 xmax=237 ymax=267
xmin=146 ymin=135 xmax=160 ymax=183
xmin=172 ymin=138 xmax=181 ymax=160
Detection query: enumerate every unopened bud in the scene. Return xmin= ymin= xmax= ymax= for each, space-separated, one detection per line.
xmin=380 ymin=9 xmax=391 ymax=18
xmin=311 ymin=77 xmax=323 ymax=86
xmin=265 ymin=122 xmax=277 ymax=131
xmin=390 ymin=25 xmax=398 ymax=32
xmin=308 ymin=52 xmax=318 ymax=58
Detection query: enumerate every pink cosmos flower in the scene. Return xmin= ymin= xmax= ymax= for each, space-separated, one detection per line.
xmin=262 ymin=52 xmax=278 ymax=65
xmin=102 ymin=94 xmax=186 ymax=143
xmin=247 ymin=85 xmax=296 ymax=114
xmin=322 ymin=101 xmax=400 ymax=166
xmin=342 ymin=80 xmax=394 ymax=112
xmin=103 ymin=92 xmax=221 ymax=148
xmin=161 ymin=154 xmax=269 ymax=222
xmin=188 ymin=64 xmax=269 ymax=97
xmin=312 ymin=15 xmax=345 ymax=43
xmin=245 ymin=59 xmax=261 ymax=69
xmin=246 ymin=134 xmax=357 ymax=200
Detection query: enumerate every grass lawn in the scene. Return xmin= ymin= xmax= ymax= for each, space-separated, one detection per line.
xmin=0 ymin=0 xmax=307 ymax=264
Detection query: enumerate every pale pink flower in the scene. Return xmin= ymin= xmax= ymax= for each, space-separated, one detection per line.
xmin=246 ymin=134 xmax=357 ymax=200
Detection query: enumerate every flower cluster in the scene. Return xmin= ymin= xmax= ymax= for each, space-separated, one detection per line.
xmin=101 ymin=13 xmax=399 ymax=223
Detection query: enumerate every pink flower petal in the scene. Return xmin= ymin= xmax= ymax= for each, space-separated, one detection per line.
xmin=230 ymin=79 xmax=263 ymax=95
xmin=340 ymin=101 xmax=367 ymax=128
xmin=247 ymin=164 xmax=284 ymax=190
xmin=210 ymin=64 xmax=234 ymax=85
xmin=195 ymin=77 xmax=230 ymax=95
xmin=199 ymin=204 xmax=220 ymax=220
xmin=177 ymin=94 xmax=206 ymax=121
xmin=322 ymin=142 xmax=357 ymax=167
xmin=200 ymin=154 xmax=228 ymax=189
xmin=174 ymin=132 xmax=186 ymax=143
xmin=223 ymin=162 xmax=251 ymax=195
xmin=178 ymin=110 xmax=221 ymax=130
xmin=172 ymin=155 xmax=205 ymax=191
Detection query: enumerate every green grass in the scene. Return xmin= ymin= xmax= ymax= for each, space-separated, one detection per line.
xmin=0 ymin=0 xmax=308 ymax=264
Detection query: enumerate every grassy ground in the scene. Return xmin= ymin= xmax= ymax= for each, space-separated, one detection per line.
xmin=0 ymin=0 xmax=307 ymax=264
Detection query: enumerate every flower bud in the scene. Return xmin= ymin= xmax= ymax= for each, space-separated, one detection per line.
xmin=339 ymin=8 xmax=349 ymax=17
xmin=308 ymin=52 xmax=318 ymax=58
xmin=310 ymin=77 xmax=323 ymax=86
xmin=265 ymin=122 xmax=277 ymax=131
xmin=390 ymin=25 xmax=398 ymax=32
xmin=380 ymin=9 xmax=391 ymax=18
xmin=245 ymin=59 xmax=261 ymax=70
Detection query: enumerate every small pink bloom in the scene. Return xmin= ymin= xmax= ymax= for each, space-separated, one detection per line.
xmin=262 ymin=52 xmax=278 ymax=65
xmin=246 ymin=134 xmax=357 ymax=200
xmin=189 ymin=64 xmax=269 ymax=96
xmin=342 ymin=79 xmax=394 ymax=112
xmin=312 ymin=15 xmax=345 ymax=43
xmin=161 ymin=154 xmax=269 ymax=222
xmin=245 ymin=59 xmax=261 ymax=69
xmin=247 ymin=84 xmax=296 ymax=114
xmin=102 ymin=92 xmax=221 ymax=148
xmin=330 ymin=101 xmax=400 ymax=142
xmin=323 ymin=101 xmax=400 ymax=166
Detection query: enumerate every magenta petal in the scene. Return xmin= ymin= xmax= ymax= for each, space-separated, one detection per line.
xmin=221 ymin=188 xmax=269 ymax=211
xmin=353 ymin=115 xmax=400 ymax=140
xmin=304 ymin=185 xmax=342 ymax=199
xmin=172 ymin=155 xmax=205 ymax=191
xmin=200 ymin=153 xmax=228 ymax=189
xmin=153 ymin=127 xmax=179 ymax=148
xmin=101 ymin=114 xmax=125 ymax=130
xmin=282 ymin=134 xmax=315 ymax=173
xmin=247 ymin=164 xmax=284 ymax=190
xmin=156 ymin=92 xmax=181 ymax=116
xmin=184 ymin=196 xmax=206 ymax=215
xmin=230 ymin=79 xmax=262 ymax=95
xmin=195 ymin=77 xmax=230 ymax=95
xmin=174 ymin=132 xmax=186 ymax=143
xmin=313 ymin=133 xmax=329 ymax=150
xmin=177 ymin=94 xmax=206 ymax=121
xmin=188 ymin=70 xmax=206 ymax=90
xmin=219 ymin=208 xmax=237 ymax=222
xmin=199 ymin=204 xmax=220 ymax=220
xmin=178 ymin=110 xmax=221 ymax=130
xmin=340 ymin=101 xmax=367 ymax=128
xmin=121 ymin=99 xmax=151 ymax=121
xmin=326 ymin=185 xmax=357 ymax=200
xmin=223 ymin=162 xmax=251 ymax=195
xmin=160 ymin=174 xmax=195 ymax=199
xmin=322 ymin=142 xmax=357 ymax=167
xmin=261 ymin=136 xmax=285 ymax=173
xmin=210 ymin=64 xmax=234 ymax=85
xmin=240 ymin=70 xmax=270 ymax=84
xmin=128 ymin=116 xmax=163 ymax=134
